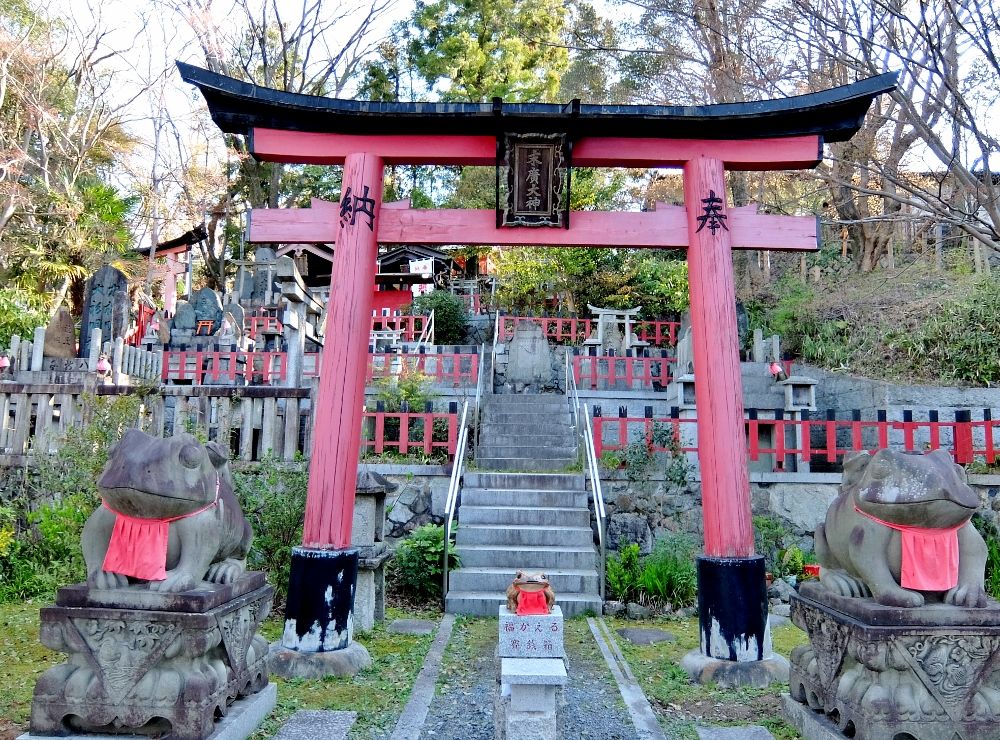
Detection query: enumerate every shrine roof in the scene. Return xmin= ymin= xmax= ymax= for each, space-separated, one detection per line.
xmin=177 ymin=62 xmax=896 ymax=144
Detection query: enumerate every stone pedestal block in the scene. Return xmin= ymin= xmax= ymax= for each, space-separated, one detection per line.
xmin=30 ymin=574 xmax=273 ymax=740
xmin=499 ymin=605 xmax=564 ymax=658
xmin=787 ymin=581 xmax=1000 ymax=740
xmin=496 ymin=657 xmax=568 ymax=740
xmin=355 ymin=546 xmax=391 ymax=632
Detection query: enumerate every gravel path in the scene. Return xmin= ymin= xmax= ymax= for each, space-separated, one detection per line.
xmin=417 ymin=619 xmax=640 ymax=740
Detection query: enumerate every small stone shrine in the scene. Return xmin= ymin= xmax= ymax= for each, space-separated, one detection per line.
xmin=785 ymin=449 xmax=1000 ymax=740
xmin=29 ymin=430 xmax=274 ymax=739
xmin=496 ymin=572 xmax=566 ymax=740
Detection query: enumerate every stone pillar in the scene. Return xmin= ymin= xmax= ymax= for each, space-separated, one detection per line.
xmin=351 ymin=471 xmax=392 ymax=632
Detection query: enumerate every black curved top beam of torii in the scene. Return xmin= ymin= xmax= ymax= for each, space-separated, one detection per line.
xmin=177 ymin=61 xmax=897 ymax=144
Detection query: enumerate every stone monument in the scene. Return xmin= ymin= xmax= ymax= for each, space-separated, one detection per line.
xmin=784 ymin=448 xmax=1000 ymax=740
xmin=29 ymin=430 xmax=274 ymax=739
xmin=43 ymin=307 xmax=76 ymax=359
xmin=79 ymin=265 xmax=129 ymax=358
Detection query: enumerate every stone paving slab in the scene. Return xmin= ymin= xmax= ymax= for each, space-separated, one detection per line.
xmin=272 ymin=709 xmax=357 ymax=740
xmin=388 ymin=618 xmax=437 ymax=635
xmin=695 ymin=725 xmax=775 ymax=739
xmin=615 ymin=627 xmax=676 ymax=645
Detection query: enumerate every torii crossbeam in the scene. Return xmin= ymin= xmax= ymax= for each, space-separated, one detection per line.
xmin=180 ymin=62 xmax=895 ymax=680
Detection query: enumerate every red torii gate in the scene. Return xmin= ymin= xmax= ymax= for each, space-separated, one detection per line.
xmin=180 ymin=62 xmax=894 ymax=678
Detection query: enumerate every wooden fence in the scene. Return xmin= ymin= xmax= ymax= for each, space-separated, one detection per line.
xmin=4 ymin=328 xmax=161 ymax=382
xmin=591 ymin=406 xmax=1000 ymax=472
xmin=0 ymin=383 xmax=461 ymax=466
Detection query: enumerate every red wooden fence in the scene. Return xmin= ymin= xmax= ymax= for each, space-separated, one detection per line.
xmin=573 ymin=353 xmax=674 ymax=391
xmin=362 ymin=403 xmax=459 ymax=460
xmin=592 ymin=408 xmax=999 ymax=471
xmin=366 ymin=351 xmax=479 ymax=387
xmin=162 ymin=350 xmax=289 ymax=384
xmin=499 ymin=316 xmax=680 ymax=347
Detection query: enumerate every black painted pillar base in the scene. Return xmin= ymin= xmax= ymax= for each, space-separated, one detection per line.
xmin=680 ymin=555 xmax=789 ymax=688
xmin=281 ymin=546 xmax=359 ymax=652
xmin=697 ymin=555 xmax=768 ymax=661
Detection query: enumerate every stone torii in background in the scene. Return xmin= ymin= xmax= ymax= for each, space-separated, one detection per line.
xmin=180 ymin=61 xmax=895 ymax=682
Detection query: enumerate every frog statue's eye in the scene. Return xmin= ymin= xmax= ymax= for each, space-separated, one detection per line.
xmin=179 ymin=443 xmax=203 ymax=469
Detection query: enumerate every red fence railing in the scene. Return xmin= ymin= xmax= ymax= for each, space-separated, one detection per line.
xmin=572 ymin=352 xmax=674 ymax=391
xmin=165 ymin=349 xmax=478 ymax=387
xmin=499 ymin=316 xmax=680 ymax=347
xmin=162 ymin=351 xmax=289 ymax=384
xmin=591 ymin=407 xmax=1000 ymax=472
xmin=362 ymin=402 xmax=460 ymax=460
xmin=366 ymin=350 xmax=479 ymax=387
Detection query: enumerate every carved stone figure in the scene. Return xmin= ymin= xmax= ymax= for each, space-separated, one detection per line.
xmin=816 ymin=448 xmax=988 ymax=608
xmin=190 ymin=286 xmax=223 ymax=332
xmin=83 ymin=429 xmax=253 ymax=593
xmin=30 ymin=431 xmax=272 ymax=739
xmin=505 ymin=571 xmax=556 ymax=615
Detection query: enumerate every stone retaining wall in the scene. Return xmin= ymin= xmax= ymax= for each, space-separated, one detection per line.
xmin=367 ymin=464 xmax=1000 ymax=555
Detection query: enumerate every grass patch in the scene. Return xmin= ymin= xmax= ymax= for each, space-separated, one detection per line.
xmin=0 ymin=600 xmax=437 ymax=740
xmin=607 ymin=615 xmax=808 ymax=739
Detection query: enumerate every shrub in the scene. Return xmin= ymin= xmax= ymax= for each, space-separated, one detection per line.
xmin=388 ymin=523 xmax=459 ymax=603
xmin=0 ymin=394 xmax=147 ymax=601
xmin=894 ymin=277 xmax=1000 ymax=385
xmin=973 ymin=515 xmax=1000 ymax=599
xmin=638 ymin=534 xmax=698 ymax=608
xmin=606 ymin=543 xmax=642 ymax=602
xmin=753 ymin=514 xmax=789 ymax=576
xmin=232 ymin=454 xmax=307 ymax=608
xmin=409 ymin=290 xmax=469 ymax=345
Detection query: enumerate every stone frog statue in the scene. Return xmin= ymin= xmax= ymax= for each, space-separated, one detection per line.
xmin=83 ymin=429 xmax=253 ymax=593
xmin=816 ymin=448 xmax=988 ymax=608
xmin=505 ymin=570 xmax=556 ymax=615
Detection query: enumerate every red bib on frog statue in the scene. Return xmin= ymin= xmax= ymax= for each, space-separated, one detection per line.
xmin=101 ymin=477 xmax=220 ymax=582
xmin=855 ymin=506 xmax=964 ymax=591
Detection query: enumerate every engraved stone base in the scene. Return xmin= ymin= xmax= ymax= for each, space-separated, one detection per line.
xmin=498 ymin=605 xmax=564 ymax=658
xmin=30 ymin=576 xmax=273 ymax=740
xmin=787 ymin=581 xmax=1000 ymax=740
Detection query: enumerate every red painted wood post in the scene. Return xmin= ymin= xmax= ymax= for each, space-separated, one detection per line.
xmin=683 ymin=156 xmax=754 ymax=558
xmin=302 ymin=152 xmax=384 ymax=549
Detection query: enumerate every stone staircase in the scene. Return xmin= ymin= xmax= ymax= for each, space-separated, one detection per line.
xmin=445 ymin=393 xmax=602 ymax=617
xmin=475 ymin=394 xmax=579 ymax=472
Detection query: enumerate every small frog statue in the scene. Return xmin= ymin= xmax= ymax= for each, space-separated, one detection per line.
xmin=505 ymin=570 xmax=556 ymax=615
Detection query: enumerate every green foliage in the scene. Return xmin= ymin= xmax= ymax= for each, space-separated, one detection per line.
xmin=778 ymin=545 xmax=805 ymax=577
xmin=599 ymin=450 xmax=623 ymax=469
xmin=409 ymin=290 xmax=468 ymax=345
xmin=0 ymin=394 xmax=147 ymax=601
xmin=232 ymin=455 xmax=307 ymax=607
xmin=369 ymin=366 xmax=450 ymax=463
xmin=637 ymin=534 xmax=698 ymax=608
xmin=753 ymin=514 xmax=790 ymax=576
xmin=622 ymin=439 xmax=654 ymax=480
xmin=606 ymin=543 xmax=642 ymax=602
xmin=388 ymin=523 xmax=460 ymax=603
xmin=404 ymin=0 xmax=569 ymax=102
xmin=607 ymin=535 xmax=699 ymax=609
xmin=0 ymin=288 xmax=48 ymax=349
xmin=973 ymin=515 xmax=1000 ymax=600
xmin=892 ymin=277 xmax=1000 ymax=385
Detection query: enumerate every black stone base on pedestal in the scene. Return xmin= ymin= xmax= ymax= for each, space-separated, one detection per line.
xmin=281 ymin=547 xmax=359 ymax=652
xmin=697 ymin=555 xmax=769 ymax=661
xmin=269 ymin=547 xmax=372 ymax=679
xmin=681 ymin=555 xmax=789 ymax=688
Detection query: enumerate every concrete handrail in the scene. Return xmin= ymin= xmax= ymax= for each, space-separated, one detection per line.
xmin=442 ymin=399 xmax=470 ymax=608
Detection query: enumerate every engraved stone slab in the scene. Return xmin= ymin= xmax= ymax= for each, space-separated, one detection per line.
xmin=787 ymin=584 xmax=1000 ymax=740
xmin=44 ymin=308 xmax=76 ymax=359
xmin=499 ymin=605 xmax=564 ymax=658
